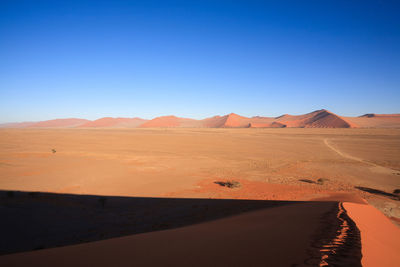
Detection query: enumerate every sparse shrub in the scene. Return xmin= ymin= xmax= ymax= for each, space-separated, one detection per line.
xmin=393 ymin=189 xmax=400 ymax=195
xmin=317 ymin=178 xmax=329 ymax=185
xmin=98 ymin=197 xmax=107 ymax=208
xmin=214 ymin=180 xmax=241 ymax=189
xmin=51 ymin=149 xmax=56 ymax=153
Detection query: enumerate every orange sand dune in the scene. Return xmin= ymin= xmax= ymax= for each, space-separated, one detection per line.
xmin=203 ymin=113 xmax=275 ymax=128
xmin=0 ymin=122 xmax=36 ymax=128
xmin=201 ymin=113 xmax=250 ymax=127
xmin=344 ymin=202 xmax=400 ymax=267
xmin=221 ymin=113 xmax=248 ymax=127
xmin=276 ymin=109 xmax=357 ymax=128
xmin=2 ymin=110 xmax=399 ymax=128
xmin=28 ymin=119 xmax=90 ymax=128
xmin=345 ymin=114 xmax=400 ymax=128
xmin=79 ymin=117 xmax=147 ymax=128
xmin=200 ymin=115 xmax=229 ymax=127
xmin=0 ymin=202 xmax=354 ymax=267
xmin=140 ymin=115 xmax=200 ymax=128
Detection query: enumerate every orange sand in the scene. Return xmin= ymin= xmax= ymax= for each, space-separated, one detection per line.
xmin=0 ymin=128 xmax=399 ymax=266
xmin=2 ymin=110 xmax=400 ymax=128
xmin=344 ymin=202 xmax=400 ymax=267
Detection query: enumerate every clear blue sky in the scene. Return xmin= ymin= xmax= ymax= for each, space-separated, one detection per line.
xmin=1 ymin=0 xmax=399 ymax=123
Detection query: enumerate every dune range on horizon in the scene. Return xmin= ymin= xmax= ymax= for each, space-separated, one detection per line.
xmin=2 ymin=109 xmax=400 ymax=129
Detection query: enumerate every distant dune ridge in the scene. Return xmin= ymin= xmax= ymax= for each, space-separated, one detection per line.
xmin=1 ymin=109 xmax=400 ymax=128
xmin=28 ymin=118 xmax=90 ymax=128
xmin=80 ymin=117 xmax=147 ymax=128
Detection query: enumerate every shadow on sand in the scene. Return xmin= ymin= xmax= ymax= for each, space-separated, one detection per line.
xmin=355 ymin=186 xmax=400 ymax=200
xmin=0 ymin=190 xmax=299 ymax=255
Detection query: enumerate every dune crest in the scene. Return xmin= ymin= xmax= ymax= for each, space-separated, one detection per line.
xmin=28 ymin=118 xmax=90 ymax=128
xmin=80 ymin=117 xmax=147 ymax=128
xmin=140 ymin=115 xmax=198 ymax=128
xmin=346 ymin=113 xmax=400 ymax=128
xmin=276 ymin=109 xmax=357 ymax=128
xmin=1 ymin=109 xmax=399 ymax=128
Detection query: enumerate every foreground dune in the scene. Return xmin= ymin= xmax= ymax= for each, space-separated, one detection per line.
xmin=344 ymin=202 xmax=400 ymax=267
xmin=0 ymin=201 xmax=362 ymax=267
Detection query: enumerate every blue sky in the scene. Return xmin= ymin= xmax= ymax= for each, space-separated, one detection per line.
xmin=1 ymin=0 xmax=399 ymax=122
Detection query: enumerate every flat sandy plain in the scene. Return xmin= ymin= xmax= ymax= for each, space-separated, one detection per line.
xmin=0 ymin=128 xmax=400 ymax=266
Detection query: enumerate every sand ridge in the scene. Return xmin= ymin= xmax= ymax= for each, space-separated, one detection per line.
xmin=2 ymin=110 xmax=400 ymax=128
xmin=80 ymin=117 xmax=147 ymax=128
xmin=344 ymin=202 xmax=400 ymax=267
xmin=0 ymin=200 xmax=362 ymax=267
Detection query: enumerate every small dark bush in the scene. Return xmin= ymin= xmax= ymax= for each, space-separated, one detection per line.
xmin=214 ymin=180 xmax=241 ymax=188
xmin=51 ymin=149 xmax=56 ymax=153
xmin=7 ymin=191 xmax=15 ymax=198
xmin=393 ymin=189 xmax=400 ymax=195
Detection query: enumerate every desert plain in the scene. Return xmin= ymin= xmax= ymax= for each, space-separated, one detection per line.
xmin=0 ymin=127 xmax=400 ymax=266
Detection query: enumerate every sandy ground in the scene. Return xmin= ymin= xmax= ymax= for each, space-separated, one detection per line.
xmin=0 ymin=128 xmax=399 ymax=265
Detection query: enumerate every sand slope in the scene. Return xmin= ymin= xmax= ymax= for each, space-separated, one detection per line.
xmin=345 ymin=114 xmax=400 ymax=128
xmin=0 ymin=122 xmax=36 ymax=128
xmin=140 ymin=116 xmax=200 ymax=128
xmin=0 ymin=202 xmax=347 ymax=267
xmin=344 ymin=202 xmax=400 ymax=267
xmin=202 ymin=113 xmax=257 ymax=128
xmin=27 ymin=119 xmax=90 ymax=128
xmin=80 ymin=117 xmax=147 ymax=128
xmin=276 ymin=109 xmax=357 ymax=128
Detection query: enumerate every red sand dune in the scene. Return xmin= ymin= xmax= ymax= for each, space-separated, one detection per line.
xmin=223 ymin=113 xmax=249 ymax=127
xmin=345 ymin=113 xmax=400 ymax=128
xmin=201 ymin=113 xmax=250 ymax=127
xmin=28 ymin=119 xmax=90 ymax=128
xmin=344 ymin=202 xmax=400 ymax=267
xmin=79 ymin=117 xmax=147 ymax=128
xmin=0 ymin=202 xmax=348 ymax=267
xmin=276 ymin=109 xmax=357 ymax=128
xmin=1 ymin=110 xmax=399 ymax=128
xmin=139 ymin=115 xmax=199 ymax=128
xmin=200 ymin=115 xmax=229 ymax=127
xmin=0 ymin=122 xmax=36 ymax=128
xmin=202 ymin=114 xmax=275 ymax=128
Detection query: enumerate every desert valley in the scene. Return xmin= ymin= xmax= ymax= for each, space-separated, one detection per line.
xmin=2 ymin=0 xmax=400 ymax=266
xmin=0 ymin=110 xmax=400 ymax=266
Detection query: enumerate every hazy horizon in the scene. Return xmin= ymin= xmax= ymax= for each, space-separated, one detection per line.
xmin=1 ymin=1 xmax=399 ymax=123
